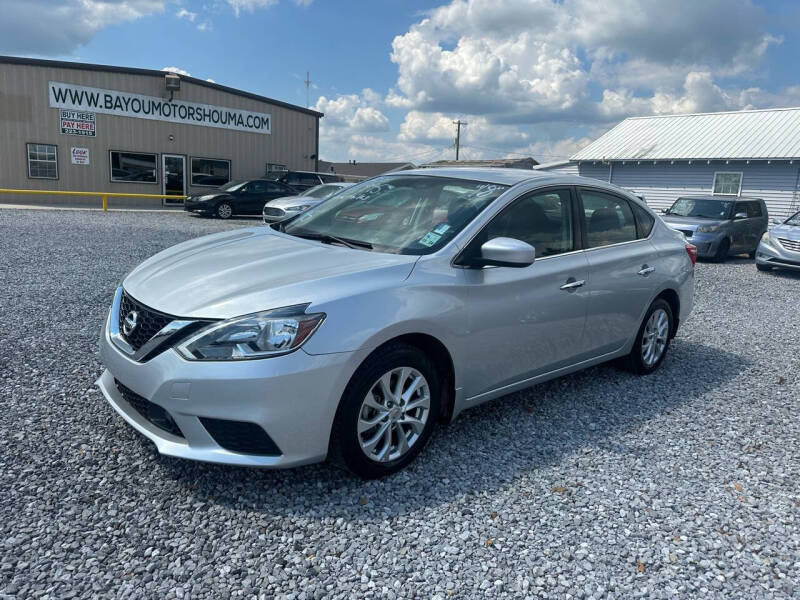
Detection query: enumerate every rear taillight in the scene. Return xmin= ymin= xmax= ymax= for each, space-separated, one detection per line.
xmin=685 ymin=243 xmax=697 ymax=267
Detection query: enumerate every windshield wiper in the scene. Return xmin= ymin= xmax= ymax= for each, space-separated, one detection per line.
xmin=290 ymin=230 xmax=373 ymax=250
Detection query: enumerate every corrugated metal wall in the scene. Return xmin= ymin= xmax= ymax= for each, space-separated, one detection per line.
xmin=0 ymin=61 xmax=318 ymax=204
xmin=576 ymin=161 xmax=800 ymax=218
xmin=535 ymin=163 xmax=580 ymax=175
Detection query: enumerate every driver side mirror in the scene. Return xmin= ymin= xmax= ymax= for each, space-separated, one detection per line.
xmin=477 ymin=237 xmax=535 ymax=268
xmin=734 ymin=212 xmax=747 ymax=220
xmin=661 ymin=208 xmax=669 ymax=214
xmin=772 ymin=217 xmax=782 ymax=225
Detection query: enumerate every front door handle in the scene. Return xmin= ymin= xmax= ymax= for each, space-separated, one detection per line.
xmin=638 ymin=265 xmax=655 ymax=276
xmin=560 ymin=279 xmax=586 ymax=290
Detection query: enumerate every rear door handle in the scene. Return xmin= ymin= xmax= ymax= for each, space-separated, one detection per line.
xmin=638 ymin=265 xmax=655 ymax=276
xmin=560 ymin=279 xmax=586 ymax=290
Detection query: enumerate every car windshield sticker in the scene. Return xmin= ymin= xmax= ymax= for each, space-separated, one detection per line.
xmin=433 ymin=223 xmax=451 ymax=235
xmin=418 ymin=232 xmax=442 ymax=247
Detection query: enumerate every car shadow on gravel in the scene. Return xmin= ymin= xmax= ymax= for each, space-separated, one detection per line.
xmin=150 ymin=338 xmax=748 ymax=518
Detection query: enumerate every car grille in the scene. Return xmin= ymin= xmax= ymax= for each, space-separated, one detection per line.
xmin=777 ymin=238 xmax=800 ymax=252
xmin=118 ymin=291 xmax=174 ymax=351
xmin=114 ymin=379 xmax=184 ymax=438
xmin=263 ymin=207 xmax=285 ymax=217
xmin=199 ymin=418 xmax=282 ymax=456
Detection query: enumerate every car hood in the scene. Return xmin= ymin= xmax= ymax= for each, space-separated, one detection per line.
xmin=770 ymin=223 xmax=800 ymax=240
xmin=265 ymin=195 xmax=323 ymax=209
xmin=122 ymin=227 xmax=418 ymax=319
xmin=661 ymin=215 xmax=727 ymax=230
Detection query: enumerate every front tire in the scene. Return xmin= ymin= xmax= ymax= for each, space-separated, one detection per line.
xmin=624 ymin=299 xmax=673 ymax=375
xmin=329 ymin=343 xmax=440 ymax=479
xmin=215 ymin=202 xmax=233 ymax=219
xmin=713 ymin=238 xmax=730 ymax=262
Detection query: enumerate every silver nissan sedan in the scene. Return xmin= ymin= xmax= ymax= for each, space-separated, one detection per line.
xmin=97 ymin=168 xmax=695 ymax=478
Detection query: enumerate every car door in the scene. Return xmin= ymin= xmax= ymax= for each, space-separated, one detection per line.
xmin=744 ymin=200 xmax=765 ymax=251
xmin=460 ymin=187 xmax=590 ymax=398
xmin=239 ymin=180 xmax=268 ymax=214
xmin=578 ymin=188 xmax=660 ymax=357
xmin=729 ymin=200 xmax=752 ymax=251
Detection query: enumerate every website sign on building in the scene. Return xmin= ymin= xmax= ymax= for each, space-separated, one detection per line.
xmin=49 ymin=81 xmax=271 ymax=135
xmin=60 ymin=109 xmax=96 ymax=137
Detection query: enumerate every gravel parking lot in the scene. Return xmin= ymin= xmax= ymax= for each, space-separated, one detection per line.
xmin=1 ymin=208 xmax=798 ymax=599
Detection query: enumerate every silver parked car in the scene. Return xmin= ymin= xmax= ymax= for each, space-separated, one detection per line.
xmin=97 ymin=169 xmax=695 ymax=478
xmin=262 ymin=182 xmax=354 ymax=223
xmin=755 ymin=210 xmax=800 ymax=272
xmin=661 ymin=196 xmax=768 ymax=262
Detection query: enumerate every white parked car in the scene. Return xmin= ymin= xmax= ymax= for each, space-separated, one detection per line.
xmin=262 ymin=182 xmax=354 ymax=223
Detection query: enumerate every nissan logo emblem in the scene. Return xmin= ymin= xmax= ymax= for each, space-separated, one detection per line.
xmin=123 ymin=310 xmax=139 ymax=336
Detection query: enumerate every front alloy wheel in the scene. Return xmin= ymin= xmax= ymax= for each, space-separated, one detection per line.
xmin=330 ymin=343 xmax=440 ymax=478
xmin=216 ymin=202 xmax=233 ymax=219
xmin=357 ymin=367 xmax=431 ymax=463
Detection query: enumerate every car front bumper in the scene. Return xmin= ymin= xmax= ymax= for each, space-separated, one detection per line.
xmin=755 ymin=239 xmax=800 ymax=271
xmin=184 ymin=200 xmax=214 ymax=215
xmin=97 ymin=308 xmax=356 ymax=467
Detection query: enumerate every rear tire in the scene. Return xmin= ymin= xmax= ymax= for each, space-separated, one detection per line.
xmin=624 ymin=298 xmax=673 ymax=376
xmin=713 ymin=238 xmax=730 ymax=263
xmin=329 ymin=343 xmax=440 ymax=479
xmin=756 ymin=263 xmax=772 ymax=272
xmin=215 ymin=202 xmax=233 ymax=219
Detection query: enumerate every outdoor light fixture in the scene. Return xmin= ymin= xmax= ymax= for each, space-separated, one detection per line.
xmin=165 ymin=72 xmax=181 ymax=102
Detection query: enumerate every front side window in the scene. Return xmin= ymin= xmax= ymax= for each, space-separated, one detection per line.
xmin=110 ymin=151 xmax=157 ymax=183
xmin=580 ymin=190 xmax=637 ymax=248
xmin=247 ymin=181 xmax=267 ymax=194
xmin=191 ymin=158 xmax=230 ymax=186
xmin=713 ymin=172 xmax=742 ymax=196
xmin=745 ymin=201 xmax=762 ymax=217
xmin=483 ymin=189 xmax=574 ymax=257
xmin=282 ymin=175 xmax=508 ymax=254
xmin=27 ymin=143 xmax=58 ymax=179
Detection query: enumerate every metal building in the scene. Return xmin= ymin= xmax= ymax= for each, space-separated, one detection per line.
xmin=0 ymin=56 xmax=322 ymax=206
xmin=537 ymin=107 xmax=800 ymax=218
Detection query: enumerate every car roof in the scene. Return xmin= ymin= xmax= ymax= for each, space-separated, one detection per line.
xmin=386 ymin=167 xmax=583 ymax=187
xmin=675 ymin=195 xmax=764 ymax=201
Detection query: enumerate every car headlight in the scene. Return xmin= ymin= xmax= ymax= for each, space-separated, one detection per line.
xmin=696 ymin=224 xmax=719 ymax=233
xmin=287 ymin=204 xmax=312 ymax=212
xmin=175 ymin=305 xmax=325 ymax=361
xmin=200 ymin=194 xmax=216 ymax=201
xmin=760 ymin=231 xmax=773 ymax=245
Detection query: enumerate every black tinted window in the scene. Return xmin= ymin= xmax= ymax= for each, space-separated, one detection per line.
xmin=301 ymin=174 xmax=320 ymax=185
xmin=580 ymin=190 xmax=637 ymax=248
xmin=247 ymin=181 xmax=267 ymax=193
xmin=485 ymin=189 xmax=574 ymax=257
xmin=631 ymin=202 xmax=655 ymax=238
xmin=746 ymin=201 xmax=762 ymax=218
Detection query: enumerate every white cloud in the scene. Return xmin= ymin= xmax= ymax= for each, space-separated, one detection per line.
xmin=226 ymin=0 xmax=311 ymax=16
xmin=176 ymin=7 xmax=195 ymax=21
xmin=314 ymin=92 xmax=390 ymax=134
xmin=0 ymin=0 xmax=171 ymax=55
xmin=161 ymin=66 xmax=192 ymax=77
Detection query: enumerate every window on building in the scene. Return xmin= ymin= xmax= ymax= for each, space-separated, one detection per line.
xmin=580 ymin=189 xmax=637 ymax=248
xmin=712 ymin=172 xmax=742 ymax=196
xmin=110 ymin=151 xmax=157 ymax=183
xmin=27 ymin=143 xmax=58 ymax=179
xmin=191 ymin=157 xmax=231 ymax=186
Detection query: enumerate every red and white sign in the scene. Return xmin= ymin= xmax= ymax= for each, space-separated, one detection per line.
xmin=70 ymin=147 xmax=90 ymax=165
xmin=60 ymin=109 xmax=96 ymax=137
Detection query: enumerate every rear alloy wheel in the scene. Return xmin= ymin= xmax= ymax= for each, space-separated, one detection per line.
xmin=330 ymin=343 xmax=440 ymax=478
xmin=624 ymin=298 xmax=673 ymax=375
xmin=216 ymin=202 xmax=233 ymax=219
xmin=713 ymin=238 xmax=730 ymax=262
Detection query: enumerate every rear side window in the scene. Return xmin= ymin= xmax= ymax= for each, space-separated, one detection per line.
xmin=631 ymin=202 xmax=655 ymax=238
xmin=301 ymin=174 xmax=321 ymax=185
xmin=580 ymin=190 xmax=637 ymax=248
xmin=746 ymin=201 xmax=763 ymax=218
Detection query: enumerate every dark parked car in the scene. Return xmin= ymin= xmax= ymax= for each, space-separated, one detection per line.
xmin=276 ymin=171 xmax=343 ymax=193
xmin=184 ymin=179 xmax=298 ymax=219
xmin=661 ymin=196 xmax=768 ymax=261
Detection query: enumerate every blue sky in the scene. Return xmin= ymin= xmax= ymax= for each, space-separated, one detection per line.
xmin=3 ymin=0 xmax=800 ymax=164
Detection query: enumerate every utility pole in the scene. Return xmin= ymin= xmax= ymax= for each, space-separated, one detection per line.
xmin=304 ymin=71 xmax=311 ymax=108
xmin=453 ymin=119 xmax=467 ymax=160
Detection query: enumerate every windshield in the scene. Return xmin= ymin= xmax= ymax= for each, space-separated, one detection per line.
xmin=281 ymin=175 xmax=509 ymax=254
xmin=785 ymin=211 xmax=800 ymax=226
xmin=667 ymin=197 xmax=733 ymax=219
xmin=301 ymin=184 xmax=344 ymax=199
xmin=219 ymin=180 xmax=247 ymax=192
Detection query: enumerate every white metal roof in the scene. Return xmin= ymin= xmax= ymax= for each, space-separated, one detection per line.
xmin=571 ymin=107 xmax=800 ymax=161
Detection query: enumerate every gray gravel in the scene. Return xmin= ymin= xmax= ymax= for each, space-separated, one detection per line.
xmin=1 ymin=207 xmax=798 ymax=599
